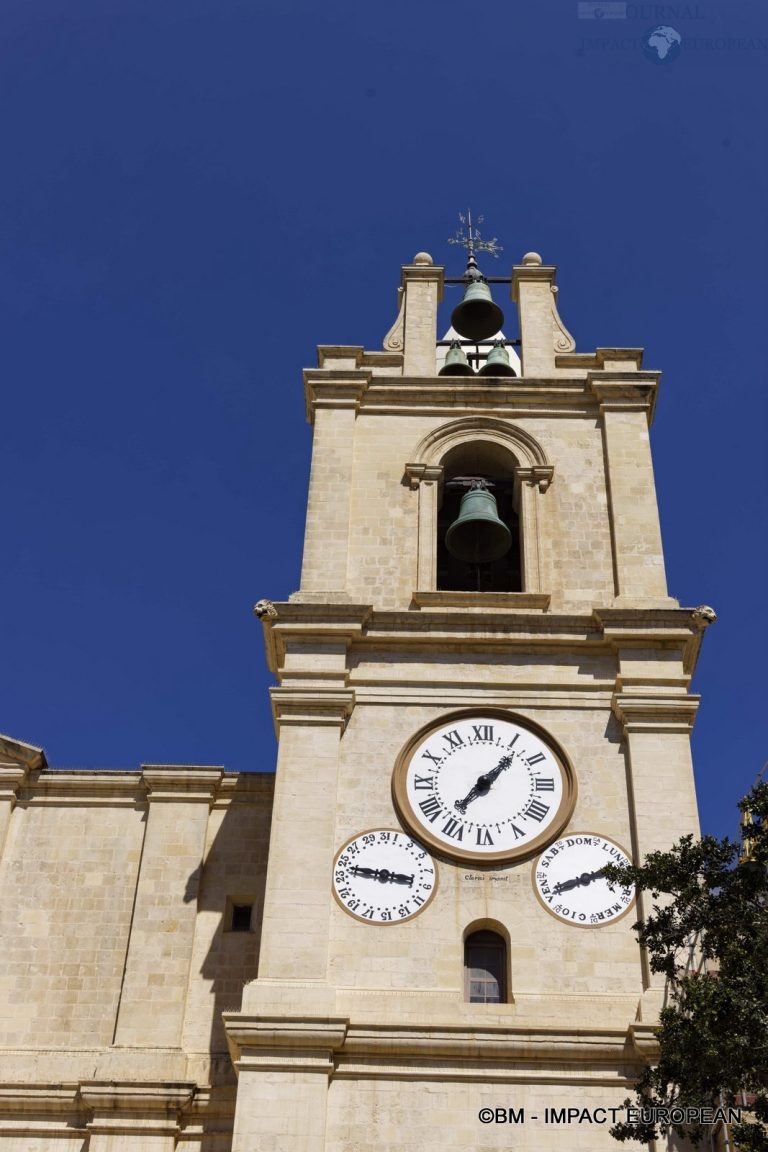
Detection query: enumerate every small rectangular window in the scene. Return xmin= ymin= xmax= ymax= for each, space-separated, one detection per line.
xmin=230 ymin=903 xmax=253 ymax=932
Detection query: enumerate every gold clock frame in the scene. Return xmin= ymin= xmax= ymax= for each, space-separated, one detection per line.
xmin=391 ymin=708 xmax=577 ymax=865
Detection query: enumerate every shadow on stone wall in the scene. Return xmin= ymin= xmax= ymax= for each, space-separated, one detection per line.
xmin=183 ymin=772 xmax=274 ymax=1088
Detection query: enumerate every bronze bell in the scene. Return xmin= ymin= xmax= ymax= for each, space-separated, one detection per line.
xmin=478 ymin=341 xmax=517 ymax=377
xmin=445 ymin=486 xmax=512 ymax=564
xmin=451 ymin=280 xmax=504 ymax=342
xmin=439 ymin=340 xmax=475 ymax=376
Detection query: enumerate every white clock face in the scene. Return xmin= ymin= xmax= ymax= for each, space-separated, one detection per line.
xmin=534 ymin=833 xmax=635 ymax=927
xmin=332 ymin=829 xmax=437 ymax=924
xmin=392 ymin=711 xmax=575 ymax=863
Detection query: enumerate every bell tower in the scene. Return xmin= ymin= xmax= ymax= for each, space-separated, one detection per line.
xmin=224 ymin=234 xmax=712 ymax=1152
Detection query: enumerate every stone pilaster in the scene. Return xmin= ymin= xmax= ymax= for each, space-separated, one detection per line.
xmin=612 ymin=689 xmax=700 ymax=1013
xmin=401 ymin=254 xmax=444 ymax=376
xmin=113 ymin=766 xmax=222 ymax=1049
xmin=590 ymin=373 xmax=675 ymax=605
xmin=300 ymin=371 xmax=369 ymax=594
xmin=404 ymin=463 xmax=444 ymax=590
xmin=225 ymin=1016 xmax=347 ymax=1152
xmin=512 ymin=254 xmax=575 ymax=375
xmin=0 ymin=764 xmax=27 ymax=862
xmin=0 ymin=736 xmax=45 ymax=862
xmin=256 ymin=689 xmax=352 ymax=981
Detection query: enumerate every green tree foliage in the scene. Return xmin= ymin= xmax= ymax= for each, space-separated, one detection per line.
xmin=603 ymin=782 xmax=768 ymax=1150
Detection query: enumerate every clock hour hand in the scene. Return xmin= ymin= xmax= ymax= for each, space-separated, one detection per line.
xmin=553 ymin=869 xmax=605 ymax=895
xmin=454 ymin=755 xmax=514 ymax=814
xmin=350 ymin=866 xmax=414 ymax=887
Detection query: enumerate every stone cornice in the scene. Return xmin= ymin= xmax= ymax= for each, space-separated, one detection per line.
xmin=359 ymin=378 xmax=593 ymax=418
xmin=628 ymin=1022 xmax=659 ymax=1060
xmin=316 ymin=345 xmax=365 ymax=369
xmin=412 ymin=591 xmax=551 ymax=612
xmin=0 ymin=764 xmax=29 ymax=804
xmin=594 ymin=607 xmax=708 ymax=677
xmin=557 ymin=348 xmax=645 ymax=371
xmin=81 ymin=1082 xmax=195 ymax=1136
xmin=262 ymin=603 xmax=711 ymax=656
xmin=224 ymin=1015 xmax=348 ymax=1076
xmin=0 ymin=734 xmax=47 ymax=770
xmin=400 ymin=261 xmax=445 ymax=291
xmin=403 ymin=462 xmax=443 ymax=489
xmin=260 ymin=602 xmax=372 ymax=675
xmin=270 ymin=688 xmax=355 ymax=732
xmin=223 ymin=1016 xmax=646 ymax=1082
xmin=612 ymin=692 xmax=700 ymax=734
xmin=303 ymin=370 xmax=371 ymax=424
xmin=140 ymin=766 xmax=223 ymax=803
xmin=0 ymin=1084 xmax=80 ymax=1115
xmin=213 ymin=772 xmax=275 ymax=808
xmin=19 ymin=770 xmax=143 ymax=807
xmin=589 ymin=371 xmax=660 ymax=424
xmin=342 ymin=1023 xmax=636 ymax=1067
xmin=516 ymin=464 xmax=555 ymax=492
xmin=0 ymin=1084 xmax=84 ymax=1139
xmin=511 ymin=262 xmax=558 ymax=299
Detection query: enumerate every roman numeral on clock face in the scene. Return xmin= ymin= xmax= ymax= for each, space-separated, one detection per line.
xmin=472 ymin=724 xmax=494 ymax=742
xmin=442 ymin=729 xmax=464 ymax=750
xmin=414 ymin=775 xmax=434 ymax=790
xmin=418 ymin=795 xmax=442 ymax=822
xmin=526 ymin=752 xmax=546 ymax=766
xmin=441 ymin=817 xmax=464 ymax=841
xmin=534 ymin=777 xmax=555 ymax=791
xmin=524 ymin=798 xmax=550 ymax=822
xmin=476 ymin=828 xmax=494 ymax=846
xmin=421 ymin=749 xmax=442 ymax=767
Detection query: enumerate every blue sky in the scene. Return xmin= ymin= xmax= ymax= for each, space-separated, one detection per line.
xmin=2 ymin=0 xmax=766 ymax=841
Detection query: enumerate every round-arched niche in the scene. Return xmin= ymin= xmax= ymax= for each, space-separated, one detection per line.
xmin=437 ymin=440 xmax=521 ymax=593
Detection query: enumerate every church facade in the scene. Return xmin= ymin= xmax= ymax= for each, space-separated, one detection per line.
xmin=0 ymin=247 xmax=712 ymax=1150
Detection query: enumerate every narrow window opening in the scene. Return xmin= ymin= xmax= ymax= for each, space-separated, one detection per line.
xmin=230 ymin=903 xmax=253 ymax=932
xmin=464 ymin=929 xmax=507 ymax=1003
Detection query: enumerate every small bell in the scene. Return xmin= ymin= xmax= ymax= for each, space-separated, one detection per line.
xmin=439 ymin=340 xmax=475 ymax=376
xmin=445 ymin=485 xmax=512 ymax=564
xmin=478 ymin=341 xmax=517 ymax=377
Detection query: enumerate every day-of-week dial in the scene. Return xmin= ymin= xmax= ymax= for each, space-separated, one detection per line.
xmin=394 ymin=713 xmax=575 ymax=863
xmin=332 ymin=829 xmax=437 ymax=924
xmin=534 ymin=833 xmax=635 ymax=927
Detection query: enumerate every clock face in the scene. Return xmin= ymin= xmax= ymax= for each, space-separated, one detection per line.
xmin=332 ymin=829 xmax=438 ymax=924
xmin=392 ymin=711 xmax=575 ymax=863
xmin=533 ymin=833 xmax=635 ymax=927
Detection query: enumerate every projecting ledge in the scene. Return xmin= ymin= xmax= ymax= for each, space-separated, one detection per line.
xmin=412 ymin=591 xmax=551 ymax=612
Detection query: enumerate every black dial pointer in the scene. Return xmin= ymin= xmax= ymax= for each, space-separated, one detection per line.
xmin=454 ymin=755 xmax=514 ymax=814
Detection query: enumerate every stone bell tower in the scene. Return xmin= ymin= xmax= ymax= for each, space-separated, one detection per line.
xmin=224 ymin=240 xmax=712 ymax=1152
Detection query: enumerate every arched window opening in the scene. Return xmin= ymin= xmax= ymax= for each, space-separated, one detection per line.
xmin=464 ymin=929 xmax=507 ymax=1004
xmin=436 ymin=442 xmax=521 ymax=593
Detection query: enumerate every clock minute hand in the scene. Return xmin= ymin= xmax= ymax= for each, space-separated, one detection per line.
xmin=553 ymin=869 xmax=606 ymax=895
xmin=454 ymin=755 xmax=514 ymax=815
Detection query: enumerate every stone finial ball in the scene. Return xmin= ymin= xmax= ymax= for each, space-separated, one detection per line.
xmin=412 ymin=252 xmax=433 ymax=265
xmin=522 ymin=252 xmax=543 ymax=266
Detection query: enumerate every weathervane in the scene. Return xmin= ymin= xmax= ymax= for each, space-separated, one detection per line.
xmin=448 ymin=210 xmax=503 ymax=263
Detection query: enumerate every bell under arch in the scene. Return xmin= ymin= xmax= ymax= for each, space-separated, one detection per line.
xmin=437 ymin=441 xmax=521 ymax=592
xmin=404 ymin=418 xmax=554 ymax=596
